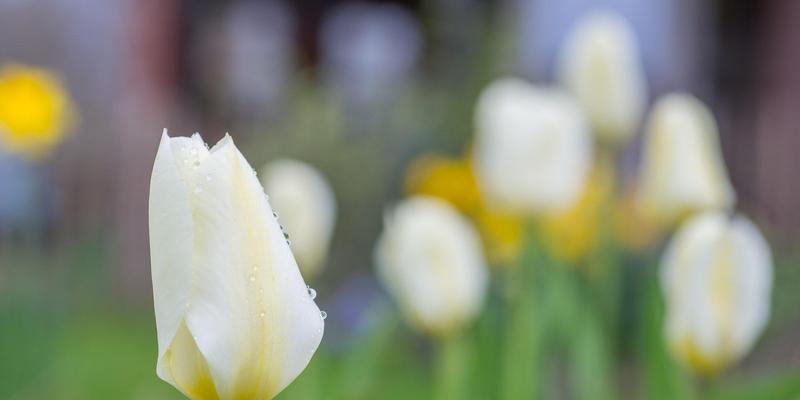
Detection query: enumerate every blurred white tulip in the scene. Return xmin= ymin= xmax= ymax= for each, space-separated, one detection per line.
xmin=661 ymin=212 xmax=772 ymax=375
xmin=260 ymin=159 xmax=336 ymax=280
xmin=149 ymin=131 xmax=324 ymax=400
xmin=557 ymin=10 xmax=647 ymax=145
xmin=375 ymin=196 xmax=488 ymax=337
xmin=639 ymin=94 xmax=735 ymax=225
xmin=473 ymin=78 xmax=592 ymax=214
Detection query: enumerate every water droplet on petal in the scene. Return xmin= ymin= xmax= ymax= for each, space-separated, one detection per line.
xmin=205 ymin=174 xmax=212 ymax=182
xmin=259 ymin=311 xmax=266 ymax=318
xmin=249 ymin=274 xmax=256 ymax=282
xmin=194 ymin=185 xmax=202 ymax=194
xmin=320 ymin=311 xmax=327 ymax=320
xmin=273 ymin=211 xmax=279 ymax=219
xmin=306 ymin=285 xmax=317 ymax=300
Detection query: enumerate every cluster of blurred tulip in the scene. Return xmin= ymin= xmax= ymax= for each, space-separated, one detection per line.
xmin=145 ymin=9 xmax=778 ymax=400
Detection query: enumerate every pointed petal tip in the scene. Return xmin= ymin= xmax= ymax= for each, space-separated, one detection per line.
xmin=209 ymin=132 xmax=236 ymax=154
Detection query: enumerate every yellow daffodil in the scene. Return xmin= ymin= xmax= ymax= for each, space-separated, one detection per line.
xmin=612 ymin=187 xmax=662 ymax=252
xmin=538 ymin=157 xmax=614 ymax=264
xmin=375 ymin=196 xmax=489 ymax=337
xmin=404 ymin=154 xmax=523 ymax=265
xmin=661 ymin=212 xmax=772 ymax=375
xmin=0 ymin=64 xmax=75 ymax=159
xmin=149 ymin=131 xmax=324 ymax=400
xmin=404 ymin=154 xmax=482 ymax=213
xmin=261 ymin=159 xmax=337 ymax=280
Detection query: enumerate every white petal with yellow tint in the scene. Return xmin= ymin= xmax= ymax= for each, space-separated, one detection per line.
xmin=473 ymin=78 xmax=592 ymax=215
xmin=660 ymin=211 xmax=772 ymax=375
xmin=639 ymin=94 xmax=735 ymax=226
xmin=375 ymin=196 xmax=488 ymax=337
xmin=557 ymin=10 xmax=647 ymax=144
xmin=149 ymin=131 xmax=324 ymax=400
xmin=260 ymin=159 xmax=337 ymax=280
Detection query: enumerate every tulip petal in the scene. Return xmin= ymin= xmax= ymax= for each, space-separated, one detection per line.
xmin=150 ymin=132 xmax=324 ymax=400
xmin=660 ymin=211 xmax=773 ymax=374
xmin=375 ymin=197 xmax=488 ymax=336
xmin=150 ymin=131 xmax=200 ymax=387
xmin=473 ymin=78 xmax=592 ymax=214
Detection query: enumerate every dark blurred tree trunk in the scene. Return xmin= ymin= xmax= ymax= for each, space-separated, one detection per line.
xmin=116 ymin=0 xmax=181 ymax=303
xmin=750 ymin=0 xmax=800 ymax=245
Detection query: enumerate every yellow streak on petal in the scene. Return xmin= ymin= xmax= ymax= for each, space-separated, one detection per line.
xmin=165 ymin=322 xmax=220 ymax=400
xmin=224 ymin=148 xmax=280 ymax=400
xmin=672 ymin=335 xmax=729 ymax=376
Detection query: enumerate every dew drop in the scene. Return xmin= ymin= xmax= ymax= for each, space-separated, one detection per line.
xmin=259 ymin=311 xmax=266 ymax=318
xmin=249 ymin=274 xmax=256 ymax=282
xmin=273 ymin=211 xmax=279 ymax=219
xmin=205 ymin=174 xmax=212 ymax=182
xmin=306 ymin=285 xmax=317 ymax=300
xmin=252 ymin=264 xmax=259 ymax=272
xmin=320 ymin=311 xmax=327 ymax=320
xmin=194 ymin=185 xmax=203 ymax=194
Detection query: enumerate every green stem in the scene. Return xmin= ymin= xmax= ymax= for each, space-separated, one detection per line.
xmin=500 ymin=228 xmax=544 ymax=400
xmin=434 ymin=333 xmax=469 ymax=400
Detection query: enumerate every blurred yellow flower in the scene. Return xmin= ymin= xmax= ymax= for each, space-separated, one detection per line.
xmin=0 ymin=64 xmax=75 ymax=159
xmin=405 ymin=154 xmax=482 ymax=213
xmin=612 ymin=187 xmax=662 ymax=252
xmin=538 ymin=157 xmax=614 ymax=264
xmin=405 ymin=153 xmax=523 ymax=265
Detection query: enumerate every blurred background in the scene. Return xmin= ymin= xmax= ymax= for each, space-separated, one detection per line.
xmin=1 ymin=0 xmax=799 ymax=399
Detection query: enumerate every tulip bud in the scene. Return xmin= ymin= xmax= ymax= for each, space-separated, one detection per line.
xmin=661 ymin=212 xmax=772 ymax=375
xmin=557 ymin=10 xmax=647 ymax=145
xmin=375 ymin=196 xmax=489 ymax=337
xmin=149 ymin=131 xmax=324 ymax=400
xmin=260 ymin=159 xmax=337 ymax=280
xmin=639 ymin=94 xmax=735 ymax=226
xmin=473 ymin=78 xmax=592 ymax=215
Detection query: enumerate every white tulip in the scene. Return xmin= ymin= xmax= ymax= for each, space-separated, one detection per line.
xmin=260 ymin=159 xmax=336 ymax=280
xmin=557 ymin=10 xmax=647 ymax=144
xmin=661 ymin=211 xmax=772 ymax=375
xmin=473 ymin=77 xmax=592 ymax=214
xmin=149 ymin=131 xmax=324 ymax=400
xmin=639 ymin=94 xmax=735 ymax=225
xmin=375 ymin=196 xmax=488 ymax=337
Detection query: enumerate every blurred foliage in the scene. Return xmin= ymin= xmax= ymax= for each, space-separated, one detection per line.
xmin=2 ymin=224 xmax=799 ymax=399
